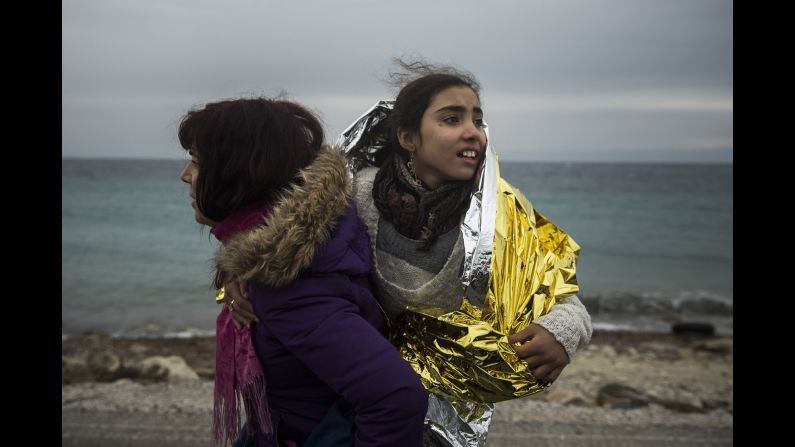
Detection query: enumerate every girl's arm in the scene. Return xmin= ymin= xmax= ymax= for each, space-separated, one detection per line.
xmin=508 ymin=295 xmax=592 ymax=382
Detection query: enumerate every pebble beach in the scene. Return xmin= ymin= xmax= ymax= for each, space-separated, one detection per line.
xmin=62 ymin=329 xmax=732 ymax=446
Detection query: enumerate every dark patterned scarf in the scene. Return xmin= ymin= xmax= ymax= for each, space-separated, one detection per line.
xmin=373 ymin=152 xmax=472 ymax=250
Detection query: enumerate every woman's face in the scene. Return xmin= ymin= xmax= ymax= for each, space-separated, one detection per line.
xmin=179 ymin=151 xmax=218 ymax=226
xmin=399 ymin=86 xmax=487 ymax=189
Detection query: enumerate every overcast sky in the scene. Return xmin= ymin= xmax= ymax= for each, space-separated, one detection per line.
xmin=62 ymin=0 xmax=732 ymax=163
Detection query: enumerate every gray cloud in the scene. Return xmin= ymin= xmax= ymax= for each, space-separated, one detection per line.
xmin=63 ymin=0 xmax=732 ymax=162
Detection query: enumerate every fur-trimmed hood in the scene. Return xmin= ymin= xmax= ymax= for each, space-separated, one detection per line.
xmin=215 ymin=146 xmax=364 ymax=288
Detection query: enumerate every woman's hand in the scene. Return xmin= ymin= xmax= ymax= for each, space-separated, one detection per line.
xmin=223 ymin=277 xmax=259 ymax=329
xmin=507 ymin=323 xmax=569 ymax=382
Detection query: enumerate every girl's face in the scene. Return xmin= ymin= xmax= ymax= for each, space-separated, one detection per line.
xmin=398 ymin=86 xmax=487 ymax=189
xmin=179 ymin=151 xmax=218 ymax=226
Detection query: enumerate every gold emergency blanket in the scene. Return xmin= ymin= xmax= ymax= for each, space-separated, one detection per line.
xmin=391 ymin=173 xmax=581 ymax=403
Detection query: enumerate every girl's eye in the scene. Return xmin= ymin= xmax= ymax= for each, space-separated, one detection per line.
xmin=443 ymin=116 xmax=460 ymax=124
xmin=475 ymin=119 xmax=487 ymax=129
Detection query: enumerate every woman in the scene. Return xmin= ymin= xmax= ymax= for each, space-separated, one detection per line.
xmin=227 ymin=62 xmax=592 ymax=446
xmin=178 ymin=97 xmax=427 ymax=447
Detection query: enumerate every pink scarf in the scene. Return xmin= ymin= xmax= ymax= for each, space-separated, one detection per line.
xmin=210 ymin=200 xmax=274 ymax=446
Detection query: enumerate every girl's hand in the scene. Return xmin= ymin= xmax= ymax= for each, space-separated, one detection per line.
xmin=223 ymin=278 xmax=259 ymax=329
xmin=507 ymin=323 xmax=569 ymax=382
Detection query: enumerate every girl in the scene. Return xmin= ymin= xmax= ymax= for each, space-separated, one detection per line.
xmin=227 ymin=62 xmax=592 ymax=446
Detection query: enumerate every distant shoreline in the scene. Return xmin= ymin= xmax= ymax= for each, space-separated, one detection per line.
xmin=62 ymin=312 xmax=734 ymax=341
xmin=62 ymin=290 xmax=735 ymax=340
xmin=62 ymin=328 xmax=732 ymax=384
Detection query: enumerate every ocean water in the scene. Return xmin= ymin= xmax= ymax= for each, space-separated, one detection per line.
xmin=62 ymin=159 xmax=732 ymax=337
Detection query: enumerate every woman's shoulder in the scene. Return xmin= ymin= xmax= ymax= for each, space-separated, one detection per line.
xmin=351 ymin=166 xmax=381 ymax=247
xmin=353 ymin=166 xmax=379 ymax=191
xmin=352 ymin=166 xmax=379 ymax=208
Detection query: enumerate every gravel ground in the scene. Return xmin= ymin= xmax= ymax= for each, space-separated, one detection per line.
xmin=62 ymin=331 xmax=733 ymax=446
xmin=61 ymin=381 xmax=732 ymax=447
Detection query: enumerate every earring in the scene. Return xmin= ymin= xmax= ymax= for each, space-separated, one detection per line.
xmin=407 ymin=152 xmax=421 ymax=184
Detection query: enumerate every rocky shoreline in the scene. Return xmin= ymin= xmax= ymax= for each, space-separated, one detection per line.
xmin=62 ymin=329 xmax=733 ymax=446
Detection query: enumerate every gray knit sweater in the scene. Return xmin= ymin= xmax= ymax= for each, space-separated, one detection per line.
xmin=354 ymin=167 xmax=592 ymax=360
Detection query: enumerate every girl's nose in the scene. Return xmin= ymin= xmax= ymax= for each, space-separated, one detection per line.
xmin=463 ymin=119 xmax=484 ymax=141
xmin=179 ymin=162 xmax=191 ymax=184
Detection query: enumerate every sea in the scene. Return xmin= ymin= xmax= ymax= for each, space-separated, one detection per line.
xmin=62 ymin=159 xmax=733 ymax=338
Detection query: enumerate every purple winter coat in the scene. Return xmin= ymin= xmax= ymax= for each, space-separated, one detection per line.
xmin=215 ymin=148 xmax=427 ymax=447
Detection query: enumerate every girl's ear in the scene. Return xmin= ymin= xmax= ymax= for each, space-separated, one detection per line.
xmin=397 ymin=127 xmax=417 ymax=152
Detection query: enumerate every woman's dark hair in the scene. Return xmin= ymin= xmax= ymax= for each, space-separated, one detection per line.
xmin=178 ymin=97 xmax=324 ymax=222
xmin=380 ymin=59 xmax=481 ymax=165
